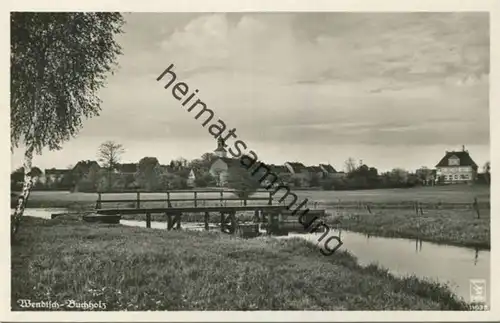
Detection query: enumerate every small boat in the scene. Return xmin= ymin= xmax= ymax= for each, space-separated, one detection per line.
xmin=83 ymin=214 xmax=121 ymax=224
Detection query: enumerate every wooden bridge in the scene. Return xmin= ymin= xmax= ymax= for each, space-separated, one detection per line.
xmin=91 ymin=190 xmax=326 ymax=236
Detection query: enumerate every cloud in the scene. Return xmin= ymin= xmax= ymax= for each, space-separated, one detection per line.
xmin=87 ymin=12 xmax=489 ymax=147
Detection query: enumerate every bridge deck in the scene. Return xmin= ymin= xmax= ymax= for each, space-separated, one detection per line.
xmin=96 ymin=205 xmax=288 ymax=215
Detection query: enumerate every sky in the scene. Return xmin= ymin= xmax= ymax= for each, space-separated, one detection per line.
xmin=11 ymin=12 xmax=490 ymax=173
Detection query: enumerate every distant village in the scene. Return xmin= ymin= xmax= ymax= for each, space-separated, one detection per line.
xmin=11 ymin=140 xmax=490 ymax=193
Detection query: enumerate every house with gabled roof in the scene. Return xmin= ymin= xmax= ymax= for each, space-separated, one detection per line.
xmin=209 ymin=137 xmax=242 ymax=186
xmin=435 ymin=146 xmax=478 ymax=184
xmin=319 ymin=164 xmax=336 ymax=174
xmin=117 ymin=163 xmax=138 ymax=174
xmin=284 ymin=162 xmax=307 ymax=174
xmin=73 ymin=160 xmax=101 ymax=175
xmin=269 ymin=165 xmax=291 ymax=175
xmin=42 ymin=168 xmax=71 ymax=185
xmin=306 ymin=165 xmax=323 ymax=174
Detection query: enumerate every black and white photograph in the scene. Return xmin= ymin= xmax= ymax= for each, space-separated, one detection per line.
xmin=3 ymin=0 xmax=499 ymax=321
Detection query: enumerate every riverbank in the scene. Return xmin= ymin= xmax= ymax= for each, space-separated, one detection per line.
xmin=11 ymin=216 xmax=469 ymax=310
xmin=332 ymin=208 xmax=490 ymax=250
xmin=119 ymin=207 xmax=491 ymax=250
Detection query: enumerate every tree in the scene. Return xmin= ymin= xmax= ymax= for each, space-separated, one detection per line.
xmin=10 ymin=12 xmax=124 ymax=236
xmin=309 ymin=173 xmax=321 ymax=187
xmin=344 ymin=157 xmax=357 ymax=173
xmin=389 ymin=168 xmax=409 ymax=187
xmin=97 ymin=141 xmax=125 ymax=190
xmin=11 ymin=166 xmax=42 ymax=191
xmin=135 ymin=157 xmax=161 ymax=191
xmin=226 ymin=165 xmax=261 ymax=199
xmin=190 ymin=153 xmax=217 ymax=173
xmin=483 ymin=161 xmax=491 ymax=184
xmin=194 ymin=172 xmax=216 ymax=188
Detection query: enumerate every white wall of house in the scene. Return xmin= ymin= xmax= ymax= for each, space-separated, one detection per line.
xmin=187 ymin=169 xmax=196 ymax=187
xmin=436 ymin=166 xmax=476 ymax=183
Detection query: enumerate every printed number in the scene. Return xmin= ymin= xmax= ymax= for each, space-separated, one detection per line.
xmin=470 ymin=304 xmax=488 ymax=311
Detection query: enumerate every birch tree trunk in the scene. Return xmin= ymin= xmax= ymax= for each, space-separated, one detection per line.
xmin=11 ymin=145 xmax=38 ymax=237
xmin=11 ymin=80 xmax=39 ymax=238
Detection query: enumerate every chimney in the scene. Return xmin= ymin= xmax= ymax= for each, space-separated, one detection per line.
xmin=462 ymin=145 xmax=465 ymax=152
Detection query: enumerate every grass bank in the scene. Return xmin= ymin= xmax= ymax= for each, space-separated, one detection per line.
xmin=11 ymin=216 xmax=469 ymax=310
xmin=331 ymin=208 xmax=490 ymax=250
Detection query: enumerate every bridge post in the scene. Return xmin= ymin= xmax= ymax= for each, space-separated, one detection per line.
xmin=166 ymin=212 xmax=173 ymax=230
xmin=253 ymin=209 xmax=260 ymax=223
xmin=204 ymin=212 xmax=209 ymax=231
xmin=220 ymin=212 xmax=225 ymax=232
xmin=146 ymin=212 xmax=151 ymax=228
xmin=96 ymin=192 xmax=102 ymax=209
xmin=175 ymin=212 xmax=182 ymax=230
xmin=167 ymin=192 xmax=172 ymax=208
xmin=136 ymin=191 xmax=140 ymax=209
xmin=267 ymin=211 xmax=273 ymax=235
xmin=228 ymin=211 xmax=236 ymax=234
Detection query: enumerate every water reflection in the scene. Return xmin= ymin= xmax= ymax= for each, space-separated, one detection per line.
xmin=289 ymin=230 xmax=490 ymax=305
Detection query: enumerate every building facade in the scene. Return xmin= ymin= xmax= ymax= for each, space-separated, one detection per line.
xmin=435 ymin=147 xmax=478 ymax=184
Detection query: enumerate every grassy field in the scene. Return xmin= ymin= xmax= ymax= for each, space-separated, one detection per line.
xmin=11 ymin=216 xmax=469 ymax=311
xmin=21 ymin=185 xmax=490 ymax=210
xmin=19 ymin=185 xmax=491 ymax=250
xmin=328 ymin=208 xmax=490 ymax=250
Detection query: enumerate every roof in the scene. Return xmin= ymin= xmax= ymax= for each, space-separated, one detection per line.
xmin=435 ymin=151 xmax=478 ymax=168
xmin=118 ymin=163 xmax=138 ymax=173
xmin=45 ymin=168 xmax=70 ymax=175
xmin=319 ymin=164 xmax=337 ymax=173
xmin=306 ymin=166 xmax=323 ymax=173
xmin=285 ymin=162 xmax=307 ymax=172
xmin=270 ymin=165 xmax=291 ymax=174
xmin=73 ymin=160 xmax=100 ymax=172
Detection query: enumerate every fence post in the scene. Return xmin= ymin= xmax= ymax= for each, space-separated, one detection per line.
xmin=96 ymin=192 xmax=102 ymax=209
xmin=167 ymin=191 xmax=171 ymax=208
xmin=220 ymin=191 xmax=223 ymax=206
xmin=474 ymin=197 xmax=480 ymax=219
xmin=268 ymin=192 xmax=272 ymax=205
xmin=194 ymin=191 xmax=198 ymax=208
xmin=204 ymin=212 xmax=209 ymax=231
xmin=136 ymin=191 xmax=140 ymax=209
xmin=146 ymin=212 xmax=151 ymax=228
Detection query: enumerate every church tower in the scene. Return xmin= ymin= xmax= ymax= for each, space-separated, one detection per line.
xmin=214 ymin=136 xmax=227 ymax=158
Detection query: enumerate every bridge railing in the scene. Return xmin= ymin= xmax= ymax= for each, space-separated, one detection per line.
xmin=94 ymin=190 xmax=274 ymax=210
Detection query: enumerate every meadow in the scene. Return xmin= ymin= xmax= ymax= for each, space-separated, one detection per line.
xmin=21 ymin=185 xmax=491 ymax=249
xmin=11 ymin=216 xmax=469 ymax=311
xmin=330 ymin=208 xmax=490 ymax=250
xmin=23 ymin=184 xmax=490 ymax=209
